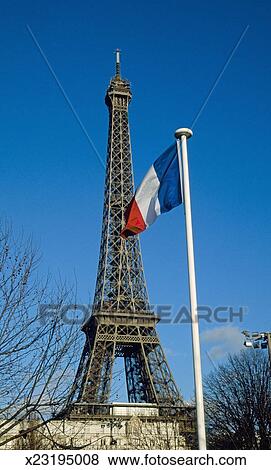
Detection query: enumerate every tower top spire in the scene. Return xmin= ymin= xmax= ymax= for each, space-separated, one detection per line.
xmin=106 ymin=48 xmax=131 ymax=108
xmin=115 ymin=48 xmax=121 ymax=78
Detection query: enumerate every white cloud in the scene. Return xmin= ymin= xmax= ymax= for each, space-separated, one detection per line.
xmin=163 ymin=347 xmax=188 ymax=359
xmin=201 ymin=326 xmax=244 ymax=360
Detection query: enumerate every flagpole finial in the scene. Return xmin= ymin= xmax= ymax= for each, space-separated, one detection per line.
xmin=115 ymin=48 xmax=121 ymax=78
xmin=175 ymin=128 xmax=193 ymax=140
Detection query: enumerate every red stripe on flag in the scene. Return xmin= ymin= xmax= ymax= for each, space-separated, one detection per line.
xmin=121 ymin=197 xmax=147 ymax=239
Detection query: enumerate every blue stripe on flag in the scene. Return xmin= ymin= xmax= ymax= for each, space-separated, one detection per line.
xmin=153 ymin=143 xmax=182 ymax=214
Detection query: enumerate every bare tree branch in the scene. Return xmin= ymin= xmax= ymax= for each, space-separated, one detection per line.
xmin=204 ymin=350 xmax=271 ymax=449
xmin=0 ymin=220 xmax=83 ymax=447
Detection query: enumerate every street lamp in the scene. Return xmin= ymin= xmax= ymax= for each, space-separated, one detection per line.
xmin=242 ymin=330 xmax=271 ymax=364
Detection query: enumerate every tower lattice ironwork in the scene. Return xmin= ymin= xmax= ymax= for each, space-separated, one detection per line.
xmin=69 ymin=51 xmax=182 ymax=410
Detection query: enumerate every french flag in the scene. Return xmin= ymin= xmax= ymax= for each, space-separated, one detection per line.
xmin=121 ymin=144 xmax=182 ymax=238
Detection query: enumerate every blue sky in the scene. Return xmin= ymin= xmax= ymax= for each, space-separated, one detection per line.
xmin=1 ymin=0 xmax=271 ymax=399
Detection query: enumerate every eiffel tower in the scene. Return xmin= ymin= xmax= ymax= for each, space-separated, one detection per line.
xmin=69 ymin=51 xmax=183 ymax=413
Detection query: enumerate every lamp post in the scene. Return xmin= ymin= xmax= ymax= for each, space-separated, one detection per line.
xmin=242 ymin=330 xmax=271 ymax=365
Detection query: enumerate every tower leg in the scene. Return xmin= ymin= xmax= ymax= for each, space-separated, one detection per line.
xmin=124 ymin=345 xmax=156 ymax=403
xmin=80 ymin=339 xmax=115 ymax=403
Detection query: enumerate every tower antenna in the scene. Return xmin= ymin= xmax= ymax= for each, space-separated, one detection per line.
xmin=115 ymin=48 xmax=121 ymax=77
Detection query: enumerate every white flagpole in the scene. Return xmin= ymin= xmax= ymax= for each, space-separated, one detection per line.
xmin=175 ymin=128 xmax=207 ymax=450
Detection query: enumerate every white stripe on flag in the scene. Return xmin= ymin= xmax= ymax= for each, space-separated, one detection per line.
xmin=135 ymin=165 xmax=161 ymax=227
